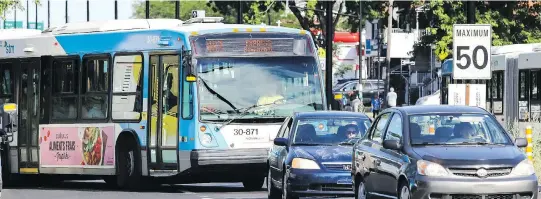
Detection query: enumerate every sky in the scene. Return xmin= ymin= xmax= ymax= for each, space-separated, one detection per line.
xmin=1 ymin=0 xmax=142 ymax=29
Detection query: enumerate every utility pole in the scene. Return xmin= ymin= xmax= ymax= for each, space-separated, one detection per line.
xmin=175 ymin=0 xmax=180 ymax=20
xmin=26 ymin=0 xmax=29 ymax=29
xmin=325 ymin=1 xmax=335 ymax=110
xmin=35 ymin=1 xmax=38 ymax=29
xmin=385 ymin=0 xmax=393 ymax=106
xmin=145 ymin=0 xmax=150 ymax=19
xmin=358 ymin=0 xmax=363 ymax=85
xmin=47 ymin=0 xmax=50 ymax=28
xmin=65 ymin=0 xmax=68 ymax=23
xmin=467 ymin=1 xmax=475 ymax=24
xmin=114 ymin=0 xmax=118 ymax=19
xmin=237 ymin=1 xmax=243 ymax=24
xmin=87 ymin=0 xmax=90 ymax=22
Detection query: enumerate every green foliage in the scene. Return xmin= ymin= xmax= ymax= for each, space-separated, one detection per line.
xmin=413 ymin=1 xmax=541 ymax=61
xmin=334 ymin=64 xmax=354 ymax=78
xmin=0 ymin=0 xmax=38 ymax=19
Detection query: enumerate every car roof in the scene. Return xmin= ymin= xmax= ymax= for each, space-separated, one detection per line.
xmin=294 ymin=111 xmax=370 ymax=119
xmin=391 ymin=105 xmax=488 ymax=115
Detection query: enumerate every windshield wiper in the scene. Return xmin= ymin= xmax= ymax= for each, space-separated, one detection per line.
xmin=198 ymin=77 xmax=240 ymax=113
xmin=338 ymin=141 xmax=355 ymax=146
xmin=217 ymin=98 xmax=286 ymax=130
xmin=412 ymin=142 xmax=443 ymax=146
xmin=292 ymin=143 xmax=331 ymax=146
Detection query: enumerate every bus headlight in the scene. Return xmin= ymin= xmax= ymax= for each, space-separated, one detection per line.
xmin=201 ymin=133 xmax=213 ymax=145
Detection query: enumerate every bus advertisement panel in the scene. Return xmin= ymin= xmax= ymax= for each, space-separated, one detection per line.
xmin=39 ymin=125 xmax=115 ymax=168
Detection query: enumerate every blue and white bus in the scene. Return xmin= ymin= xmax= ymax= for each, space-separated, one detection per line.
xmin=0 ymin=15 xmax=326 ymax=189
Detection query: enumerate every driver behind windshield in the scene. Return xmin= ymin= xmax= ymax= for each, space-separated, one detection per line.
xmin=452 ymin=122 xmax=476 ymax=140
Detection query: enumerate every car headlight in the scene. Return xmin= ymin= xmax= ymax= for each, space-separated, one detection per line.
xmin=201 ymin=133 xmax=213 ymax=145
xmin=417 ymin=160 xmax=448 ymax=176
xmin=291 ymin=158 xmax=320 ymax=170
xmin=510 ymin=159 xmax=535 ymax=176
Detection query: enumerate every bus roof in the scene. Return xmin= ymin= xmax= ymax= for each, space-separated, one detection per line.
xmin=0 ymin=19 xmax=312 ymax=58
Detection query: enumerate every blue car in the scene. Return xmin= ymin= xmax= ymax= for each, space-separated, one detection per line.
xmin=267 ymin=111 xmax=372 ymax=199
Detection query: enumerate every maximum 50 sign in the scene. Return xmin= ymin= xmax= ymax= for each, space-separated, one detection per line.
xmin=452 ymin=24 xmax=492 ymax=80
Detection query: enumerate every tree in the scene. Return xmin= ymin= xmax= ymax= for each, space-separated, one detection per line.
xmin=0 ymin=0 xmax=38 ymax=18
xmin=412 ymin=0 xmax=541 ymax=61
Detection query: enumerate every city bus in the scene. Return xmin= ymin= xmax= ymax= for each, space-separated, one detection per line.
xmin=0 ymin=15 xmax=326 ymax=190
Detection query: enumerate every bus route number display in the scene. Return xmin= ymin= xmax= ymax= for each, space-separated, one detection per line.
xmin=206 ymin=40 xmax=224 ymax=53
xmin=244 ymin=39 xmax=273 ymax=52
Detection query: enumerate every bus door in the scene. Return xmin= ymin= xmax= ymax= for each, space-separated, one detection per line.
xmin=148 ymin=54 xmax=180 ymax=173
xmin=0 ymin=60 xmax=16 ymax=175
xmin=18 ymin=58 xmax=40 ymax=172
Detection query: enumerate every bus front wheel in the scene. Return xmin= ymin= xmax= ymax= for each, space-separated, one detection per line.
xmin=116 ymin=136 xmax=142 ymax=190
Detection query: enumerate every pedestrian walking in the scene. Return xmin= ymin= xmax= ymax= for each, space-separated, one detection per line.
xmin=371 ymin=95 xmax=382 ymax=118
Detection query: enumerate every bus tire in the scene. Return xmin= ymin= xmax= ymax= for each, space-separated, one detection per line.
xmin=116 ymin=136 xmax=142 ymax=190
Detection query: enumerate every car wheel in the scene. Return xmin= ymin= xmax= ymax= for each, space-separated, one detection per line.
xmin=398 ymin=183 xmax=411 ymax=199
xmin=282 ymin=171 xmax=298 ymax=199
xmin=268 ymin=169 xmax=280 ymax=199
xmin=356 ymin=180 xmax=368 ymax=199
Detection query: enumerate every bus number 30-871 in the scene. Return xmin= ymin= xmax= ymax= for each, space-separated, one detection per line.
xmin=233 ymin=129 xmax=259 ymax=136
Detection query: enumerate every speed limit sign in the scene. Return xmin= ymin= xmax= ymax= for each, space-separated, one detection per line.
xmin=452 ymin=24 xmax=492 ymax=79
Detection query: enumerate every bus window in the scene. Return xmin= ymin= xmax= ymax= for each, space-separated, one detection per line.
xmin=52 ymin=59 xmax=78 ymax=120
xmin=0 ymin=63 xmax=13 ymax=104
xmin=111 ymin=54 xmax=143 ymax=121
xmin=531 ymin=70 xmax=539 ymax=100
xmin=82 ymin=57 xmax=109 ymax=119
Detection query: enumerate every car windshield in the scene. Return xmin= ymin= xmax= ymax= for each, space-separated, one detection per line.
xmin=409 ymin=113 xmax=512 ymax=145
xmin=197 ymin=56 xmax=324 ymax=120
xmin=292 ymin=117 xmax=371 ymax=145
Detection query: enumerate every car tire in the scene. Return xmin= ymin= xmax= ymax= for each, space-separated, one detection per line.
xmin=242 ymin=176 xmax=264 ymax=191
xmin=355 ymin=179 xmax=368 ymax=199
xmin=267 ymin=169 xmax=280 ymax=199
xmin=398 ymin=182 xmax=411 ymax=199
xmin=282 ymin=171 xmax=298 ymax=199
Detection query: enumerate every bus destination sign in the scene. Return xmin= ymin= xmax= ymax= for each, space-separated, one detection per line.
xmin=204 ymin=38 xmax=293 ymax=54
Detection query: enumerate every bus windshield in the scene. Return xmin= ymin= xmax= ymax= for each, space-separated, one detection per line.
xmin=197 ymin=56 xmax=324 ymax=121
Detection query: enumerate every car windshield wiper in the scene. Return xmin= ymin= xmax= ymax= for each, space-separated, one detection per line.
xmin=292 ymin=143 xmax=331 ymax=146
xmin=338 ymin=141 xmax=355 ymax=146
xmin=446 ymin=141 xmax=501 ymax=145
xmin=412 ymin=142 xmax=443 ymax=146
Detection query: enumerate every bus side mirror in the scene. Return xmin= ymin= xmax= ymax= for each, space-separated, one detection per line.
xmin=182 ymin=47 xmax=196 ymax=82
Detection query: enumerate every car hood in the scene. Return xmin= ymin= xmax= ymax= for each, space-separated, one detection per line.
xmin=412 ymin=145 xmax=524 ymax=167
xmin=291 ymin=145 xmax=353 ymax=163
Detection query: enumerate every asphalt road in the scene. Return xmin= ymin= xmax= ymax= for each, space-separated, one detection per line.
xmin=2 ymin=179 xmax=354 ymax=199
xmin=4 ymin=179 xmax=540 ymax=199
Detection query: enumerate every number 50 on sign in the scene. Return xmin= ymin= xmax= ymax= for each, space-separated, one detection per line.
xmin=452 ymin=24 xmax=492 ymax=80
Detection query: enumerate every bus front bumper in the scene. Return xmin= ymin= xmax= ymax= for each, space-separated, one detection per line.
xmin=191 ymin=148 xmax=269 ymax=166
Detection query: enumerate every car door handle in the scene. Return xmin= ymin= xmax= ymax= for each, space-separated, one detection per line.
xmin=360 ymin=154 xmax=366 ymax=161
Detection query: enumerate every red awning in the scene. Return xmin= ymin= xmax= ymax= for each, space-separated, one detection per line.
xmin=310 ymin=30 xmax=360 ymax=43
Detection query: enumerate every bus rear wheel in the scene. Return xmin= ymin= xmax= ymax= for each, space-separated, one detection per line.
xmin=242 ymin=176 xmax=265 ymax=191
xmin=116 ymin=137 xmax=142 ymax=190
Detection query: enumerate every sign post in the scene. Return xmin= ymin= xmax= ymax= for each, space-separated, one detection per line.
xmin=452 ymin=24 xmax=492 ymax=80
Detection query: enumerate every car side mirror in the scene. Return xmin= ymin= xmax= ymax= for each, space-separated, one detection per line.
xmin=274 ymin=138 xmax=289 ymax=146
xmin=382 ymin=140 xmax=401 ymax=150
xmin=515 ymin=138 xmax=528 ymax=148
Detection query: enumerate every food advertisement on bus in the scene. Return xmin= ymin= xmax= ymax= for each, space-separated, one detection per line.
xmin=39 ymin=125 xmax=115 ymax=167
